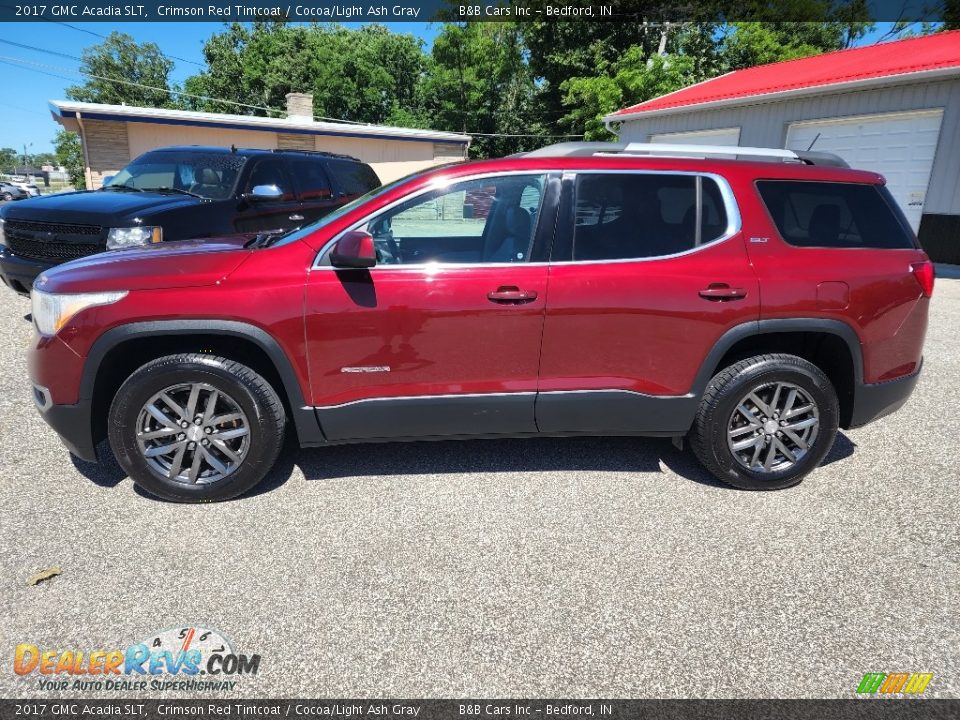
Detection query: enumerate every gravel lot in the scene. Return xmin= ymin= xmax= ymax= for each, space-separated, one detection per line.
xmin=0 ymin=278 xmax=957 ymax=700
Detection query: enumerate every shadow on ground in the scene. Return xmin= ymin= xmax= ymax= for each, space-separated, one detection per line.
xmin=69 ymin=431 xmax=858 ymax=501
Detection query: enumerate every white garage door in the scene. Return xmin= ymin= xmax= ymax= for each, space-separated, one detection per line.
xmin=650 ymin=127 xmax=741 ymax=146
xmin=786 ymin=109 xmax=943 ymax=232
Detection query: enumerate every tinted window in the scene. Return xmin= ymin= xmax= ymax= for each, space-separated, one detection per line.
xmin=326 ymin=159 xmax=381 ymax=197
xmin=756 ymin=181 xmax=916 ymax=249
xmin=571 ymin=174 xmax=728 ymax=261
xmin=349 ymin=174 xmax=546 ymax=265
xmin=244 ymin=158 xmax=295 ymax=201
xmin=288 ymin=158 xmax=333 ymax=201
xmin=108 ymin=151 xmax=246 ymax=200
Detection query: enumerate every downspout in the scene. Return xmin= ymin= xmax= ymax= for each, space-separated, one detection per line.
xmin=75 ymin=112 xmax=92 ymax=190
xmin=604 ymin=117 xmax=620 ymax=138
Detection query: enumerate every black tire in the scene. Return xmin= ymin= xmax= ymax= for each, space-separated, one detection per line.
xmin=108 ymin=354 xmax=285 ymax=502
xmin=689 ymin=353 xmax=839 ymax=490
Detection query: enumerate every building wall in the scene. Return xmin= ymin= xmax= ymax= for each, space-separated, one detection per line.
xmin=81 ymin=120 xmax=466 ymax=189
xmin=81 ymin=119 xmax=131 ymax=189
xmin=311 ymin=134 xmax=464 ymax=183
xmin=615 ymin=78 xmax=960 ymax=215
xmin=126 ymin=123 xmax=278 ymax=162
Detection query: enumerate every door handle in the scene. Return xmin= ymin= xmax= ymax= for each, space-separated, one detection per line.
xmin=288 ymin=214 xmax=305 ymax=222
xmin=699 ymin=284 xmax=747 ymax=301
xmin=487 ymin=286 xmax=538 ymax=304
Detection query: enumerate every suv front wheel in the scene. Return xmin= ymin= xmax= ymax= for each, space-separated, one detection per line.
xmin=690 ymin=354 xmax=839 ymax=490
xmin=108 ymin=354 xmax=285 ymax=502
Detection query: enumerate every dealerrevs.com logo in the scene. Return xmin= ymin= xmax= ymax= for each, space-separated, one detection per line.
xmin=13 ymin=626 xmax=260 ymax=692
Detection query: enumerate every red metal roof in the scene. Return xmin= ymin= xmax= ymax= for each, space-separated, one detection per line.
xmin=609 ymin=30 xmax=960 ymax=119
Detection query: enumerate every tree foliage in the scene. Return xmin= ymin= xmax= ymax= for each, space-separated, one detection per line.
xmin=54 ymin=130 xmax=85 ymax=190
xmin=419 ymin=23 xmax=539 ymax=157
xmin=0 ymin=148 xmax=17 ymax=173
xmin=184 ymin=22 xmax=425 ymax=124
xmin=66 ymin=31 xmax=176 ymax=108
xmin=54 ymin=17 xmax=944 ymax=161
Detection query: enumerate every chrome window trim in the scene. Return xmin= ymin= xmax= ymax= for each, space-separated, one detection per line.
xmin=311 ymin=168 xmax=742 ymax=270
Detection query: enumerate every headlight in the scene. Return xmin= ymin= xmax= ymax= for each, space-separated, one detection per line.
xmin=31 ymin=288 xmax=127 ymax=336
xmin=106 ymin=226 xmax=162 ymax=250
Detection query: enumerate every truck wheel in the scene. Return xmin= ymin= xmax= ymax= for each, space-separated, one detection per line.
xmin=690 ymin=354 xmax=839 ymax=490
xmin=108 ymin=354 xmax=285 ymax=502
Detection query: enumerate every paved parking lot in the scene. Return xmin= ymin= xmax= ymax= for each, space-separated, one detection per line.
xmin=0 ymin=279 xmax=957 ymax=699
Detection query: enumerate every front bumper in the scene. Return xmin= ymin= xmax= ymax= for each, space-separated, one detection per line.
xmin=848 ymin=361 xmax=922 ymax=429
xmin=32 ymin=383 xmax=97 ymax=462
xmin=0 ymin=248 xmax=52 ymax=295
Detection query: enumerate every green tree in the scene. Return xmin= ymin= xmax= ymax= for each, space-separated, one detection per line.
xmin=30 ymin=152 xmax=57 ymax=168
xmin=561 ymin=51 xmax=704 ymax=140
xmin=522 ymin=5 xmax=717 ymax=136
xmin=0 ymin=148 xmax=17 ymax=173
xmin=184 ymin=22 xmax=426 ymax=124
xmin=66 ymin=31 xmax=176 ymax=108
xmin=54 ymin=130 xmax=85 ymax=190
xmin=419 ymin=22 xmax=538 ymax=158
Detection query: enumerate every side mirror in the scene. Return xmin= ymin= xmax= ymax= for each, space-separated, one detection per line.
xmin=244 ymin=184 xmax=283 ymax=202
xmin=330 ymin=230 xmax=377 ymax=269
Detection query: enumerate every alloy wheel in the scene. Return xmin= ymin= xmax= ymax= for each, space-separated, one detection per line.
xmin=726 ymin=381 xmax=820 ymax=474
xmin=135 ymin=382 xmax=250 ymax=485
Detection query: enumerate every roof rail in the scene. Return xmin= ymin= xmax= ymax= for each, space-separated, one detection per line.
xmin=271 ymin=148 xmax=361 ymax=162
xmin=520 ymin=141 xmax=848 ymax=167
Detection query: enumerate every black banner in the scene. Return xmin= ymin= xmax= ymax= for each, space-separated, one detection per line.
xmin=0 ymin=0 xmax=951 ymax=23
xmin=1 ymin=700 xmax=960 ymax=720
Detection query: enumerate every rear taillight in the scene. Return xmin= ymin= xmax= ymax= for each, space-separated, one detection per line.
xmin=911 ymin=261 xmax=935 ymax=298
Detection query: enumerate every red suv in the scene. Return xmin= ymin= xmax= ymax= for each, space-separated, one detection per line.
xmin=27 ymin=143 xmax=933 ymax=502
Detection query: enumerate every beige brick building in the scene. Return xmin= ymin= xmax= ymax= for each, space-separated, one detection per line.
xmin=50 ymin=93 xmax=471 ymax=189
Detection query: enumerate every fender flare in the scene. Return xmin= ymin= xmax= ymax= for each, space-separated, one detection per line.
xmin=82 ymin=320 xmax=325 ymax=445
xmin=690 ymin=318 xmax=864 ymax=396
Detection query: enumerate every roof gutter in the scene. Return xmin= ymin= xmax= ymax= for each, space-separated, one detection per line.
xmin=603 ymin=65 xmax=960 ymax=124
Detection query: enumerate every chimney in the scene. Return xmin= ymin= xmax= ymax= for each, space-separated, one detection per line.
xmin=285 ymin=92 xmax=314 ymax=121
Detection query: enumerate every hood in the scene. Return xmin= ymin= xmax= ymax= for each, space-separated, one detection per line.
xmin=1 ymin=189 xmax=201 ymax=224
xmin=36 ymin=236 xmax=254 ymax=294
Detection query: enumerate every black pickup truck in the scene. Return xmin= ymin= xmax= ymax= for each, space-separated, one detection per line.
xmin=0 ymin=146 xmax=380 ymax=294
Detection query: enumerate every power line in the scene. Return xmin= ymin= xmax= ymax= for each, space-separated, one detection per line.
xmin=0 ymin=49 xmax=584 ymax=140
xmin=49 ymin=20 xmax=206 ymax=67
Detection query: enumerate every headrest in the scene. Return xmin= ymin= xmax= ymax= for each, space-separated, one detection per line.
xmin=196 ymin=168 xmax=220 ymax=185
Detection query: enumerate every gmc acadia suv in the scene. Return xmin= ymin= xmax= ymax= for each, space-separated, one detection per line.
xmin=26 ymin=143 xmax=933 ymax=502
xmin=0 ymin=146 xmax=380 ymax=295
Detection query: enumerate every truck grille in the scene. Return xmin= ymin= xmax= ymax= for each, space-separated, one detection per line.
xmin=4 ymin=219 xmax=103 ymax=262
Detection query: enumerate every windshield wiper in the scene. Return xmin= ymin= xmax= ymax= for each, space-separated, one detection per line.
xmin=245 ymin=230 xmax=288 ymax=249
xmin=142 ymin=187 xmax=204 ymax=199
xmin=102 ymin=184 xmax=144 ymax=192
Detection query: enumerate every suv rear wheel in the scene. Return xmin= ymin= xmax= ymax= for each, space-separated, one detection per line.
xmin=108 ymin=354 xmax=285 ymax=502
xmin=690 ymin=354 xmax=839 ymax=490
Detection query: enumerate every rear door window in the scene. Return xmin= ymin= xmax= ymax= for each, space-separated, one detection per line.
xmin=288 ymin=158 xmax=333 ymax=201
xmin=566 ymin=173 xmax=729 ymax=261
xmin=326 ymin=159 xmax=381 ymax=198
xmin=756 ymin=181 xmax=916 ymax=249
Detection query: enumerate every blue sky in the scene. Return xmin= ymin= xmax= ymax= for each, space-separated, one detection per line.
xmin=0 ymin=21 xmax=907 ymax=155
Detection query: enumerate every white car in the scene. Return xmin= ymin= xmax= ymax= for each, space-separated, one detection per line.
xmin=11 ymin=181 xmax=40 ymax=197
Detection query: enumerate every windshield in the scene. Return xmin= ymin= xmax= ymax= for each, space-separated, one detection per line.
xmin=271 ymin=165 xmax=455 ymax=249
xmin=107 ymin=151 xmax=247 ymax=200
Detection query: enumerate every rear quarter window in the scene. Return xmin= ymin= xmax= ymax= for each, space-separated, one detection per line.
xmin=756 ymin=180 xmax=916 ymax=249
xmin=326 ymin=159 xmax=381 ymax=197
